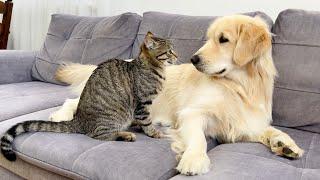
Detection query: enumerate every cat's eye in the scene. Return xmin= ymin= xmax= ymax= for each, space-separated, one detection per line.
xmin=157 ymin=53 xmax=169 ymax=60
xmin=170 ymin=50 xmax=177 ymax=57
xmin=219 ymin=35 xmax=229 ymax=44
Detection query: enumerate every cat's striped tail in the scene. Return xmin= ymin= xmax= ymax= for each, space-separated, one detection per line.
xmin=1 ymin=120 xmax=79 ymax=161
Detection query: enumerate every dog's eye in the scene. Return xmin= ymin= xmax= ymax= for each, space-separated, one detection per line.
xmin=219 ymin=35 xmax=229 ymax=44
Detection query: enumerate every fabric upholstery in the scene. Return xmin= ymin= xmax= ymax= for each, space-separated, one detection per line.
xmin=1 ymin=10 xmax=319 ymax=180
xmin=0 ymin=106 xmax=218 ymax=180
xmin=0 ymin=107 xmax=177 ymax=180
xmin=272 ymin=9 xmax=320 ymax=133
xmin=0 ymin=50 xmax=36 ymax=84
xmin=131 ymin=11 xmax=272 ymax=64
xmin=0 ymin=82 xmax=74 ymax=122
xmin=0 ymin=107 xmax=84 ymax=180
xmin=171 ymin=127 xmax=320 ymax=180
xmin=31 ymin=13 xmax=142 ymax=84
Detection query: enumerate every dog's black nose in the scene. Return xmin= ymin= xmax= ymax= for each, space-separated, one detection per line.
xmin=191 ymin=55 xmax=200 ymax=65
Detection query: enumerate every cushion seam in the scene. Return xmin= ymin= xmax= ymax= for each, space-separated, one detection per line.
xmin=129 ymin=20 xmax=142 ymax=58
xmin=36 ymin=43 xmax=132 ymax=64
xmin=211 ymin=149 xmax=317 ymax=169
xmin=54 ymin=40 xmax=68 ymax=63
xmin=33 ymin=45 xmax=50 ymax=81
xmin=136 ymin=33 xmax=207 ymax=41
xmin=52 ymin=18 xmax=82 ymax=63
xmin=273 ymin=41 xmax=320 ymax=48
xmin=33 ymin=59 xmax=48 ymax=82
xmin=304 ymin=134 xmax=317 ymax=169
xmin=0 ymin=105 xmax=62 ymax=123
xmin=275 ymin=86 xmax=320 ymax=95
xmin=80 ymin=40 xmax=89 ymax=64
xmin=47 ymin=33 xmax=137 ymax=40
xmin=167 ymin=16 xmax=183 ymax=38
xmin=2 ymin=89 xmax=68 ymax=100
xmin=275 ymin=125 xmax=320 ymax=135
xmin=80 ymin=17 xmax=104 ymax=64
xmin=71 ymin=142 xmax=108 ymax=171
xmin=158 ymin=169 xmax=178 ymax=180
xmin=35 ymin=56 xmax=61 ymax=65
xmin=18 ymin=132 xmax=41 ymax=149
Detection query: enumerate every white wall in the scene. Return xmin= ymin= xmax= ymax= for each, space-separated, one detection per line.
xmin=8 ymin=0 xmax=96 ymax=50
xmin=102 ymin=0 xmax=320 ymax=20
xmin=9 ymin=0 xmax=320 ymax=50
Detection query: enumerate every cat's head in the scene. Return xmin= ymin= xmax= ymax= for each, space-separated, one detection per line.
xmin=141 ymin=31 xmax=178 ymax=65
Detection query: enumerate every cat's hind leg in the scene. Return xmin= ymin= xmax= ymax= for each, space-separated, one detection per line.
xmin=116 ymin=131 xmax=136 ymax=142
xmin=89 ymin=115 xmax=136 ymax=142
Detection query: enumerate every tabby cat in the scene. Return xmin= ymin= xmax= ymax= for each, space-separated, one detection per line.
xmin=1 ymin=32 xmax=177 ymax=161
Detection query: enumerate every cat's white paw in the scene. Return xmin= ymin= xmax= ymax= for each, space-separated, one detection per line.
xmin=49 ymin=110 xmax=73 ymax=122
xmin=176 ymin=152 xmax=210 ymax=176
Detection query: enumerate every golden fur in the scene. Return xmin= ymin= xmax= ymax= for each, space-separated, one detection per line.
xmin=50 ymin=15 xmax=303 ymax=176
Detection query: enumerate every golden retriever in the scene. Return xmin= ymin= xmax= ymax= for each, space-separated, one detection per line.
xmin=50 ymin=15 xmax=303 ymax=176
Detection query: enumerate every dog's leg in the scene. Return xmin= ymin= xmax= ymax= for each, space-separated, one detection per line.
xmin=173 ymin=110 xmax=210 ymax=175
xmin=251 ymin=126 xmax=303 ymax=159
xmin=49 ymin=97 xmax=80 ymax=122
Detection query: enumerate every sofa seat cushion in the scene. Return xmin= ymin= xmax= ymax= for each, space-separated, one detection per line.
xmin=0 ymin=82 xmax=73 ymax=122
xmin=171 ymin=127 xmax=320 ymax=180
xmin=1 ymin=107 xmax=220 ymax=180
xmin=32 ymin=13 xmax=142 ymax=84
xmin=14 ymin=133 xmax=177 ymax=180
xmin=0 ymin=107 xmax=177 ymax=180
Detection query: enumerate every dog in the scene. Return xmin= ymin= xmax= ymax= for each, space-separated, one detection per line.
xmin=50 ymin=15 xmax=304 ymax=176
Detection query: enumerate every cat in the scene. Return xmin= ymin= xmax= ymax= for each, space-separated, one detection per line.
xmin=1 ymin=32 xmax=177 ymax=161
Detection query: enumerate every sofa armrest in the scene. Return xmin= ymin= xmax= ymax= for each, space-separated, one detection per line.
xmin=0 ymin=50 xmax=37 ymax=84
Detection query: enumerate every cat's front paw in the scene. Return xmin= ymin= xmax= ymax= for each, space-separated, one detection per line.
xmin=176 ymin=152 xmax=210 ymax=176
xmin=49 ymin=110 xmax=73 ymax=122
xmin=149 ymin=129 xmax=164 ymax=139
xmin=142 ymin=126 xmax=164 ymax=139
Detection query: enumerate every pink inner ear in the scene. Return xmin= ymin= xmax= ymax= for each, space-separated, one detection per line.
xmin=144 ymin=37 xmax=154 ymax=49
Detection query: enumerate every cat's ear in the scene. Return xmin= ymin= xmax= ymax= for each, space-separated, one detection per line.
xmin=144 ymin=31 xmax=156 ymax=49
xmin=146 ymin=31 xmax=154 ymax=37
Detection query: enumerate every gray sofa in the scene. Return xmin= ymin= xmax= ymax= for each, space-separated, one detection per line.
xmin=0 ymin=9 xmax=319 ymax=180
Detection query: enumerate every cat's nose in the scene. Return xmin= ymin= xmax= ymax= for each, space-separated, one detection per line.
xmin=191 ymin=55 xmax=200 ymax=65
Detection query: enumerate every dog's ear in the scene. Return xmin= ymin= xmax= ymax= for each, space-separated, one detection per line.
xmin=233 ymin=22 xmax=271 ymax=66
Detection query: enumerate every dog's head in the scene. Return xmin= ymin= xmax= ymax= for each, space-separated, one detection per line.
xmin=191 ymin=15 xmax=271 ymax=77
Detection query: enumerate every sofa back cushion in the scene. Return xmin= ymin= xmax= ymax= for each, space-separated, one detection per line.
xmin=32 ymin=13 xmax=142 ymax=84
xmin=131 ymin=11 xmax=272 ymax=64
xmin=272 ymin=9 xmax=320 ymax=133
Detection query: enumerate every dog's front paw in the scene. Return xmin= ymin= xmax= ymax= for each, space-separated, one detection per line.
xmin=49 ymin=110 xmax=73 ymax=122
xmin=269 ymin=134 xmax=304 ymax=159
xmin=176 ymin=152 xmax=210 ymax=176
